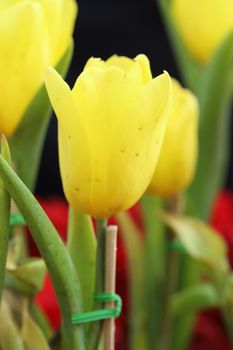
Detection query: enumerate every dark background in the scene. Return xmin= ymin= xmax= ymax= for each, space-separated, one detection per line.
xmin=35 ymin=0 xmax=233 ymax=196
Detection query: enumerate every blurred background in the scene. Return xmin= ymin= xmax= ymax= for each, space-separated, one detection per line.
xmin=35 ymin=0 xmax=233 ymax=196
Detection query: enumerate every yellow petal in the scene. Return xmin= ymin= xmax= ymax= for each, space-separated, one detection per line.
xmin=106 ymin=55 xmax=134 ymax=70
xmin=171 ymin=0 xmax=233 ymax=63
xmin=102 ymin=71 xmax=172 ymax=216
xmin=45 ymin=67 xmax=91 ymax=213
xmin=45 ymin=67 xmax=79 ymax=133
xmin=0 ymin=1 xmax=49 ymax=135
xmin=39 ymin=0 xmax=77 ymax=65
xmin=134 ymin=54 xmax=152 ymax=83
xmin=84 ymin=57 xmax=105 ymax=70
xmin=148 ymin=79 xmax=199 ymax=196
xmin=73 ymin=69 xmax=171 ymax=217
xmin=46 ymin=57 xmax=172 ymax=217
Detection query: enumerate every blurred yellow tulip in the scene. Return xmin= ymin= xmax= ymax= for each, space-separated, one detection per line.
xmin=148 ymin=79 xmax=198 ymax=197
xmin=171 ymin=0 xmax=233 ymax=63
xmin=45 ymin=55 xmax=172 ymax=218
xmin=0 ymin=0 xmax=77 ymax=136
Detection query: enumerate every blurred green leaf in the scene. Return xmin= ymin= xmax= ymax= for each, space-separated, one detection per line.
xmin=172 ymin=283 xmax=218 ymax=316
xmin=116 ymin=212 xmax=147 ymax=350
xmin=161 ymin=213 xmax=229 ymax=272
xmin=189 ymin=31 xmax=233 ymax=219
xmin=0 ymin=300 xmax=24 ymax=350
xmin=29 ymin=302 xmax=53 ymax=342
xmin=7 ymin=259 xmax=46 ymax=296
xmin=21 ymin=307 xmax=50 ymax=350
xmin=9 ymin=42 xmax=73 ymax=191
xmin=0 ymin=136 xmax=11 ymax=304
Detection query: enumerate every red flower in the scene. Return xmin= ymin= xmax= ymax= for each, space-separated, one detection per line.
xmin=210 ymin=191 xmax=233 ymax=268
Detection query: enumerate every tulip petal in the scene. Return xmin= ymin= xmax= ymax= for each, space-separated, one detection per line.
xmin=148 ymin=78 xmax=198 ymax=196
xmin=45 ymin=67 xmax=77 ymax=132
xmin=39 ymin=0 xmax=77 ymax=65
xmin=106 ymin=55 xmax=135 ymax=70
xmin=103 ymin=72 xmax=172 ymax=214
xmin=171 ymin=0 xmax=233 ymax=62
xmin=0 ymin=2 xmax=49 ymax=135
xmin=47 ymin=59 xmax=172 ymax=217
xmin=45 ymin=67 xmax=92 ymax=213
xmin=135 ymin=54 xmax=152 ymax=83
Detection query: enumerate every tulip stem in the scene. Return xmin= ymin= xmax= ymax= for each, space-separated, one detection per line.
xmin=0 ymin=155 xmax=85 ymax=350
xmin=0 ymin=187 xmax=10 ymax=305
xmin=0 ymin=137 xmax=11 ymax=306
xmin=88 ymin=218 xmax=108 ymax=350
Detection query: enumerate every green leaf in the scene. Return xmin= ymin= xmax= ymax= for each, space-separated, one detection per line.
xmin=29 ymin=303 xmax=53 ymax=342
xmin=21 ymin=307 xmax=50 ymax=350
xmin=9 ymin=42 xmax=74 ymax=191
xmin=188 ymin=31 xmax=233 ymax=219
xmin=67 ymin=208 xmax=96 ymax=313
xmin=116 ymin=212 xmax=148 ymax=350
xmin=0 ymin=155 xmax=85 ymax=350
xmin=0 ymin=136 xmax=11 ymax=305
xmin=172 ymin=283 xmax=218 ymax=316
xmin=7 ymin=259 xmax=46 ymax=296
xmin=161 ymin=213 xmax=229 ymax=272
xmin=0 ymin=300 xmax=24 ymax=350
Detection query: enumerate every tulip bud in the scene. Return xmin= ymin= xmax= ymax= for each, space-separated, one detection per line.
xmin=171 ymin=0 xmax=233 ymax=63
xmin=0 ymin=0 xmax=77 ymax=136
xmin=45 ymin=55 xmax=172 ymax=218
xmin=148 ymin=79 xmax=198 ymax=197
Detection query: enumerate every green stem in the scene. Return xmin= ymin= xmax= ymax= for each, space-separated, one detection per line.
xmin=0 ymin=156 xmax=85 ymax=350
xmin=172 ymin=257 xmax=201 ymax=350
xmin=141 ymin=194 xmax=166 ymax=350
xmin=67 ymin=208 xmax=96 ymax=314
xmin=222 ymin=304 xmax=233 ymax=344
xmin=0 ymin=187 xmax=10 ymax=305
xmin=0 ymin=137 xmax=11 ymax=305
xmin=160 ymin=250 xmax=179 ymax=350
xmin=88 ymin=218 xmax=107 ymax=350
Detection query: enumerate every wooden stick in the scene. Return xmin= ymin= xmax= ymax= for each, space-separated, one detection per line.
xmin=104 ymin=225 xmax=118 ymax=350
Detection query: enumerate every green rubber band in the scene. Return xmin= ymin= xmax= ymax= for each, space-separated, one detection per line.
xmin=71 ymin=292 xmax=122 ymax=325
xmin=10 ymin=214 xmax=26 ymax=227
xmin=167 ymin=238 xmax=186 ymax=254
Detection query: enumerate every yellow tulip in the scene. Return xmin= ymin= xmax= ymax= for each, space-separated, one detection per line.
xmin=148 ymin=79 xmax=198 ymax=197
xmin=45 ymin=55 xmax=172 ymax=218
xmin=171 ymin=0 xmax=233 ymax=63
xmin=0 ymin=0 xmax=77 ymax=136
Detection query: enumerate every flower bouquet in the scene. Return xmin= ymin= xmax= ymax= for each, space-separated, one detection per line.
xmin=0 ymin=0 xmax=232 ymax=350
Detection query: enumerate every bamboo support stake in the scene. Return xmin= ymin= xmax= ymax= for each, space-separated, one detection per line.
xmin=104 ymin=225 xmax=118 ymax=350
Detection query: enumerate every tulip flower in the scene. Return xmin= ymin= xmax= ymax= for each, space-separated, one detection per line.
xmin=0 ymin=0 xmax=77 ymax=136
xmin=171 ymin=0 xmax=233 ymax=63
xmin=148 ymin=79 xmax=198 ymax=197
xmin=45 ymin=54 xmax=172 ymax=218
